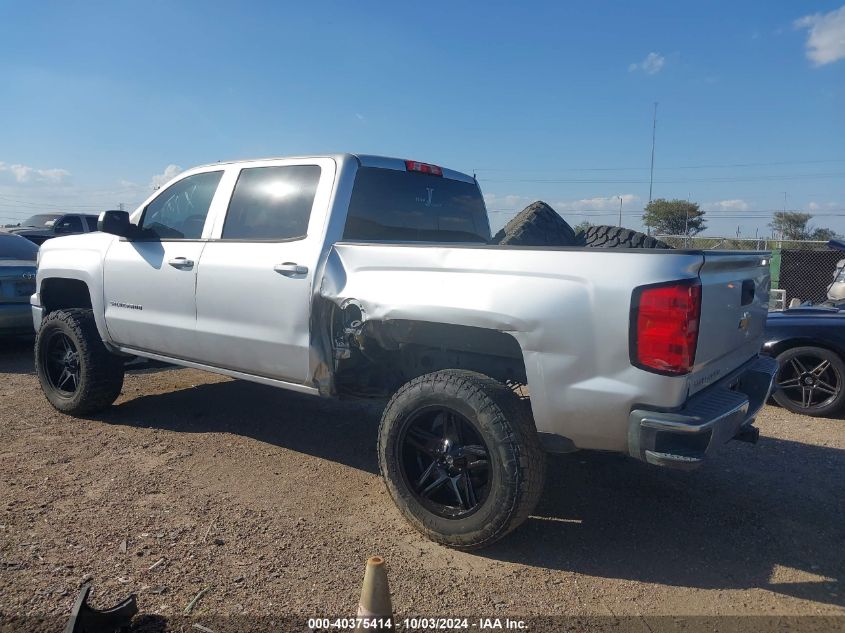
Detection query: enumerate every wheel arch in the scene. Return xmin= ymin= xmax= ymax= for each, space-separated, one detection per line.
xmin=37 ymin=275 xmax=111 ymax=345
xmin=765 ymin=336 xmax=845 ymax=361
xmin=330 ymin=310 xmax=530 ymax=393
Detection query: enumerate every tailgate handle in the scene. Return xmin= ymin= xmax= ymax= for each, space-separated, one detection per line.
xmin=741 ymin=279 xmax=755 ymax=305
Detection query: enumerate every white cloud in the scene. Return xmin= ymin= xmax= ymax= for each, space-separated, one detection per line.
xmin=0 ymin=161 xmax=71 ymax=185
xmin=150 ymin=164 xmax=182 ymax=189
xmin=556 ymin=194 xmax=640 ymax=212
xmin=483 ymin=193 xmax=531 ymax=209
xmin=794 ymin=5 xmax=845 ymax=66
xmin=704 ymin=199 xmax=750 ymax=212
xmin=628 ymin=52 xmax=665 ymax=75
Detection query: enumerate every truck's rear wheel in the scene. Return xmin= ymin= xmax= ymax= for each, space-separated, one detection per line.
xmin=378 ymin=370 xmax=545 ymax=549
xmin=35 ymin=309 xmax=124 ymax=415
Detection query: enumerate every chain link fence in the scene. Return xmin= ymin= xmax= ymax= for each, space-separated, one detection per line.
xmin=656 ymin=235 xmax=844 ymax=308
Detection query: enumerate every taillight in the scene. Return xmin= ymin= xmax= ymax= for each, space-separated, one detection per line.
xmin=630 ymin=280 xmax=701 ymax=375
xmin=405 ymin=160 xmax=443 ymax=176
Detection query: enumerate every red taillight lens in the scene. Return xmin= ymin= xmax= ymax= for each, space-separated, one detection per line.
xmin=631 ymin=280 xmax=701 ymax=375
xmin=405 ymin=160 xmax=443 ymax=176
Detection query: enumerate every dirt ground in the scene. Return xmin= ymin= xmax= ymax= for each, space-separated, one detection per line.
xmin=1 ymin=337 xmax=843 ymax=631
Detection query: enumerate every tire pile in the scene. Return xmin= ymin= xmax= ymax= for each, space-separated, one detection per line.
xmin=492 ymin=200 xmax=671 ymax=249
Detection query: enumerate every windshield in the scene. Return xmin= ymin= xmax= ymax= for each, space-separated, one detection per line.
xmin=0 ymin=233 xmax=38 ymax=260
xmin=21 ymin=213 xmax=63 ymax=228
xmin=343 ymin=167 xmax=491 ymax=243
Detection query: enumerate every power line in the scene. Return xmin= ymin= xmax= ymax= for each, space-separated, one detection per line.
xmin=479 ymin=172 xmax=845 ymax=184
xmin=474 ymin=158 xmax=845 ymax=173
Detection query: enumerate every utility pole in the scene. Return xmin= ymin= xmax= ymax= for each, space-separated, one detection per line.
xmin=618 ymin=196 xmax=623 ymax=227
xmin=646 ymin=102 xmax=658 ymax=236
xmin=648 ymin=102 xmax=658 ymax=206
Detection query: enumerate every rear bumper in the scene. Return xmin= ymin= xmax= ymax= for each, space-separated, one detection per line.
xmin=0 ymin=303 xmax=35 ymax=334
xmin=627 ymin=355 xmax=778 ymax=470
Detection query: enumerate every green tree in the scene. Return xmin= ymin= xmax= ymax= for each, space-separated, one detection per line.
xmin=768 ymin=212 xmax=837 ymax=241
xmin=642 ymin=198 xmax=706 ymax=236
xmin=810 ymin=226 xmax=838 ymax=241
xmin=769 ymin=212 xmax=812 ymax=240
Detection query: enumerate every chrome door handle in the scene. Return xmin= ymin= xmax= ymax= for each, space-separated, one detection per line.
xmin=168 ymin=257 xmax=194 ymax=269
xmin=274 ymin=262 xmax=309 ymax=277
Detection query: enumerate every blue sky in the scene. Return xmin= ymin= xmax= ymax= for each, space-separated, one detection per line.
xmin=1 ymin=1 xmax=843 ymax=236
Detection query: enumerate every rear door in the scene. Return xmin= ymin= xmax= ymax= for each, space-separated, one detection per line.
xmin=194 ymin=158 xmax=335 ymax=383
xmin=689 ymin=251 xmax=771 ymax=394
xmin=103 ymin=169 xmax=226 ymax=359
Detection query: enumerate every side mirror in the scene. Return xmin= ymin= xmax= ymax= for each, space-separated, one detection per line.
xmin=98 ymin=210 xmax=134 ymax=238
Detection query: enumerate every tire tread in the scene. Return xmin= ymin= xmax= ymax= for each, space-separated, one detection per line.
xmin=378 ymin=369 xmax=545 ymax=550
xmin=35 ymin=309 xmax=124 ymax=415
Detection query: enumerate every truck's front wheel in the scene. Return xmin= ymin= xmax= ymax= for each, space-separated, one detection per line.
xmin=35 ymin=309 xmax=125 ymax=415
xmin=378 ymin=370 xmax=545 ymax=549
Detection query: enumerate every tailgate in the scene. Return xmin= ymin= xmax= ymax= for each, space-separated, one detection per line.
xmin=688 ymin=251 xmax=770 ymax=396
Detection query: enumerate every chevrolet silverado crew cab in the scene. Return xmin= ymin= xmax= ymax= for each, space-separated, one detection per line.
xmin=32 ymin=154 xmax=777 ymax=549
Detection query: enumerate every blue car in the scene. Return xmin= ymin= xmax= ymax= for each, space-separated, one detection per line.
xmin=764 ymin=304 xmax=845 ymax=417
xmin=0 ymin=232 xmax=38 ymax=336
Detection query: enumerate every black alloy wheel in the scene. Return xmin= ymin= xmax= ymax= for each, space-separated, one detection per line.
xmin=399 ymin=406 xmax=491 ymax=519
xmin=41 ymin=330 xmax=81 ymax=397
xmin=774 ymin=346 xmax=845 ymax=417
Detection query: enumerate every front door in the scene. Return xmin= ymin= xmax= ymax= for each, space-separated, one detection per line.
xmin=103 ymin=170 xmax=225 ymax=360
xmin=195 ymin=160 xmax=333 ymax=384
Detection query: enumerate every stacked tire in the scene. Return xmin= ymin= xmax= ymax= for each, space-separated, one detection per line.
xmin=493 ymin=201 xmax=671 ymax=250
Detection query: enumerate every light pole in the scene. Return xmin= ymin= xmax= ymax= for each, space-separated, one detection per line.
xmin=618 ymin=196 xmax=623 ymax=227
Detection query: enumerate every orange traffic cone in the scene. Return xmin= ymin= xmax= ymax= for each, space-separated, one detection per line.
xmin=355 ymin=556 xmax=393 ymax=631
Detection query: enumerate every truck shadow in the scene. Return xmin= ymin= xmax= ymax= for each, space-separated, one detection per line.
xmin=98 ymin=378 xmax=843 ymax=609
xmin=100 ymin=378 xmax=385 ymax=476
xmin=487 ymin=439 xmax=845 ymax=609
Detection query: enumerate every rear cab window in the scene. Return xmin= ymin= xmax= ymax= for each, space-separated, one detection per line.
xmin=343 ymin=167 xmax=490 ymax=243
xmin=222 ymin=165 xmax=321 ymax=241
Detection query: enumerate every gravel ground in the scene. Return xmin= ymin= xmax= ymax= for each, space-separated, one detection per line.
xmin=0 ymin=337 xmax=843 ymax=631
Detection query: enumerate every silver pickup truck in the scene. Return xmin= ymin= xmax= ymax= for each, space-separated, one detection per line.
xmin=31 ymin=154 xmax=777 ymax=549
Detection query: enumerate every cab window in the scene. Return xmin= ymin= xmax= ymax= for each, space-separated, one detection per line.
xmin=140 ymin=171 xmax=223 ymax=239
xmin=55 ymin=215 xmax=83 ymax=233
xmin=222 ymin=165 xmax=321 ymax=241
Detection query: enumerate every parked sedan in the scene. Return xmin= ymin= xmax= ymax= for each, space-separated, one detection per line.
xmin=763 ymin=305 xmax=845 ymax=417
xmin=0 ymin=232 xmax=38 ymax=335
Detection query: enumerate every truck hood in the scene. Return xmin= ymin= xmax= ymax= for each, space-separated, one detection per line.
xmin=37 ymin=231 xmax=115 ymax=255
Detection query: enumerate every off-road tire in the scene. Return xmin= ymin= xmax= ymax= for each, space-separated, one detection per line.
xmin=378 ymin=370 xmax=545 ymax=549
xmin=493 ymin=201 xmax=578 ymax=247
xmin=576 ymin=225 xmax=671 ymax=249
xmin=35 ymin=309 xmax=125 ymax=415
